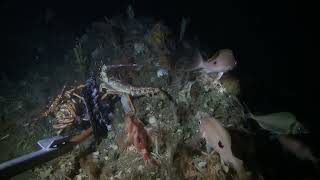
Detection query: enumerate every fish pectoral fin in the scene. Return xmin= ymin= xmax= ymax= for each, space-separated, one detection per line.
xmin=206 ymin=144 xmax=214 ymax=154
xmin=220 ymin=158 xmax=229 ymax=173
xmin=215 ymin=72 xmax=224 ymax=81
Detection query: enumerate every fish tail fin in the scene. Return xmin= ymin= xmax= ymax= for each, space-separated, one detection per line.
xmin=231 ymin=157 xmax=248 ymax=180
xmin=312 ymin=156 xmax=319 ymax=165
xmin=313 ymin=158 xmax=320 ymax=173
xmin=269 ymin=134 xmax=280 ymax=141
xmin=192 ymin=48 xmax=205 ymax=69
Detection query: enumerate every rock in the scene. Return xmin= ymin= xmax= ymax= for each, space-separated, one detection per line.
xmin=108 ymin=131 xmax=116 ymax=139
xmin=127 ymin=168 xmax=132 ymax=173
xmin=104 ymin=156 xmax=109 ymax=161
xmin=110 ymin=144 xmax=119 ymax=150
xmin=75 ymin=174 xmax=82 ymax=180
xmin=92 ymin=151 xmax=99 ymax=156
xmin=198 ymin=161 xmax=207 ymax=169
xmin=193 ymin=158 xmax=208 ymax=173
xmin=157 ymin=68 xmax=168 ymax=78
xmin=134 ymin=43 xmax=145 ymax=55
xmin=138 ymin=165 xmax=144 ymax=172
xmin=145 ymin=104 xmax=152 ymax=111
xmin=148 ymin=116 xmax=157 ymax=125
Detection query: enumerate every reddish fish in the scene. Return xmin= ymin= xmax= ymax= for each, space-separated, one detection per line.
xmin=124 ymin=112 xmax=157 ymax=166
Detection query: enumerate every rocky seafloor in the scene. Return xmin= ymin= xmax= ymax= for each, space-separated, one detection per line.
xmin=0 ymin=11 xmax=265 ymax=180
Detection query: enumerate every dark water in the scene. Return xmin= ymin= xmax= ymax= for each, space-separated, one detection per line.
xmin=2 ymin=0 xmax=316 ymax=123
xmin=1 ymin=0 xmax=319 ymax=179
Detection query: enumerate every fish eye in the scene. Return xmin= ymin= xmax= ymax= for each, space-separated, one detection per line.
xmin=198 ymin=120 xmax=201 ymax=125
xmin=218 ymin=141 xmax=224 ymax=148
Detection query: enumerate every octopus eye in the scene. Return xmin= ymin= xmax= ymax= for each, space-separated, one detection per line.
xmin=213 ymin=61 xmax=217 ymax=65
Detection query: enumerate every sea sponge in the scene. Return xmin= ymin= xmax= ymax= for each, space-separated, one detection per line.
xmin=220 ymin=75 xmax=240 ymax=96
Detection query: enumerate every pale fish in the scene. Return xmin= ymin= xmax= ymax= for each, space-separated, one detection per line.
xmin=277 ymin=135 xmax=318 ymax=165
xmin=247 ymin=111 xmax=308 ymax=135
xmin=190 ymin=48 xmax=237 ymax=80
xmin=172 ymin=41 xmax=237 ymax=80
xmin=196 ymin=111 xmax=247 ymax=180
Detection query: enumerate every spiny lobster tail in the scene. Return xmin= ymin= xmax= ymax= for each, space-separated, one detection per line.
xmin=230 ymin=157 xmax=247 ymax=180
xmin=41 ymin=85 xmax=67 ymax=118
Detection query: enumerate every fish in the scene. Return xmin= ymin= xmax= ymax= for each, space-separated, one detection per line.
xmin=124 ymin=112 xmax=157 ymax=166
xmin=246 ymin=111 xmax=308 ymax=135
xmin=171 ymin=41 xmax=237 ymax=82
xmin=197 ymin=48 xmax=237 ymax=75
xmin=277 ymin=135 xmax=319 ymax=165
xmin=174 ymin=43 xmax=237 ymax=72
xmin=196 ymin=111 xmax=247 ymax=179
